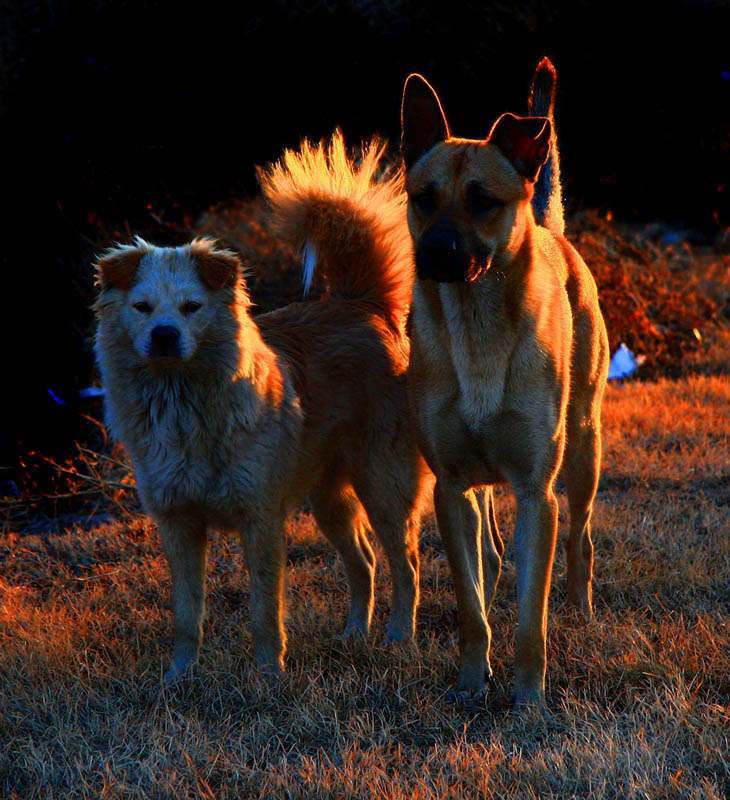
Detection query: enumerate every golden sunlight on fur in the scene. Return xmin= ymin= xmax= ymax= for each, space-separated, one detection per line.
xmin=258 ymin=130 xmax=414 ymax=326
xmin=400 ymin=59 xmax=609 ymax=710
xmin=94 ymin=135 xmax=430 ymax=686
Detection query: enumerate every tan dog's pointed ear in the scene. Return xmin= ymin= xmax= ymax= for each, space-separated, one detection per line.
xmin=401 ymin=73 xmax=450 ymax=171
xmin=488 ymin=113 xmax=551 ymax=183
xmin=194 ymin=245 xmax=241 ymax=290
xmin=96 ymin=246 xmax=145 ymax=291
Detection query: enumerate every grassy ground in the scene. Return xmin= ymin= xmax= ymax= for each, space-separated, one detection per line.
xmin=3 ymin=373 xmax=730 ymax=798
xmin=2 ymin=213 xmax=730 ymax=797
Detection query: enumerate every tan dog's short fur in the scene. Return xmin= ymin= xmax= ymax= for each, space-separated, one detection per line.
xmin=94 ymin=133 xmax=430 ymax=683
xmin=401 ymin=59 xmax=609 ymax=707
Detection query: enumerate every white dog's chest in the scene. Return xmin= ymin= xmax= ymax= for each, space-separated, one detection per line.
xmin=129 ymin=408 xmax=257 ymax=518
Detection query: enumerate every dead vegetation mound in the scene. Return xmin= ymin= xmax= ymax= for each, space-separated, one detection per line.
xmin=197 ymin=198 xmax=728 ymax=377
xmin=568 ymin=211 xmax=727 ymax=377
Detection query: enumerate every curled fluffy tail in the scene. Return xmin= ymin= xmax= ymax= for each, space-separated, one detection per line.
xmin=528 ymin=57 xmax=565 ymax=236
xmin=258 ymin=130 xmax=413 ymax=327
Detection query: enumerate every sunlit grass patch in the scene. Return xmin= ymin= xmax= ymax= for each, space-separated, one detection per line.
xmin=3 ymin=371 xmax=730 ymax=798
xmin=3 ymin=203 xmax=730 ymax=797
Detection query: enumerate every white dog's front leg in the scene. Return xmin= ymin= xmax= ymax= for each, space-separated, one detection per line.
xmin=158 ymin=511 xmax=208 ymax=684
xmin=239 ymin=515 xmax=287 ymax=679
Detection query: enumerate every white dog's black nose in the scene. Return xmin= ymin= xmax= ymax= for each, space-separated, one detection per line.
xmin=149 ymin=325 xmax=181 ymax=358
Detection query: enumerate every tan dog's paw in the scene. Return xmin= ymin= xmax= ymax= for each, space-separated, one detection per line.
xmin=446 ymin=684 xmax=488 ymax=708
xmin=254 ymin=651 xmax=285 ymax=686
xmin=446 ymin=662 xmax=492 ymax=707
xmin=511 ymin=688 xmax=547 ymax=715
xmin=383 ymin=618 xmax=414 ymax=644
xmin=380 ymin=635 xmax=419 ymax=662
xmin=566 ymin=585 xmax=593 ymax=617
xmin=341 ymin=616 xmax=370 ymax=639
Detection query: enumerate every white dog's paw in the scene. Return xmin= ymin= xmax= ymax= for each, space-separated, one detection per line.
xmin=163 ymin=651 xmax=197 ymax=686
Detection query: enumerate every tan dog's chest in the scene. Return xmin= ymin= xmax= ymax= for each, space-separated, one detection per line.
xmin=409 ymin=277 xmax=567 ymax=488
xmin=437 ymin=281 xmax=511 ymax=425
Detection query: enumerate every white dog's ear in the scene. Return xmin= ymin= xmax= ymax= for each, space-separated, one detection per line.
xmin=401 ymin=73 xmax=450 ymax=171
xmin=194 ymin=246 xmax=241 ymax=290
xmin=488 ymin=113 xmax=551 ymax=183
xmin=96 ymin=245 xmax=145 ymax=291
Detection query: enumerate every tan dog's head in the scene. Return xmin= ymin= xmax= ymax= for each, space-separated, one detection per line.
xmin=401 ymin=74 xmax=551 ymax=282
xmin=95 ymin=237 xmax=245 ymax=365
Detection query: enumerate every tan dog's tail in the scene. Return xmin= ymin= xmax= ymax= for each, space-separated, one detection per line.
xmin=528 ymin=57 xmax=565 ymax=237
xmin=258 ymin=130 xmax=412 ymax=327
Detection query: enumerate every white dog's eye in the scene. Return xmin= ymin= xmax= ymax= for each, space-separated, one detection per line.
xmin=181 ymin=301 xmax=202 ymax=315
xmin=133 ymin=301 xmax=153 ymax=313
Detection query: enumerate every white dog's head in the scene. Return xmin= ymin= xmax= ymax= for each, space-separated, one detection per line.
xmin=95 ymin=237 xmax=246 ymax=365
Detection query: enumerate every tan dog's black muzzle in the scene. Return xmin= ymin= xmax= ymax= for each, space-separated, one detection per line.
xmin=416 ymin=223 xmax=471 ymax=283
xmin=416 ymin=223 xmax=494 ymax=283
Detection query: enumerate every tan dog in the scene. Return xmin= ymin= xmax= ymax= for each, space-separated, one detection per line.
xmin=94 ymin=133 xmax=430 ymax=683
xmin=400 ymin=59 xmax=609 ymax=708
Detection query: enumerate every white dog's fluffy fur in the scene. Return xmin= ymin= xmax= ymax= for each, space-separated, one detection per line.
xmin=94 ymin=134 xmax=430 ymax=683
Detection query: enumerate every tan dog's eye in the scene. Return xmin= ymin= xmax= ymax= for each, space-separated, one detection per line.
xmin=467 ymin=184 xmax=503 ymax=217
xmin=411 ymin=185 xmax=438 ymax=217
xmin=133 ymin=301 xmax=153 ymax=313
xmin=181 ymin=301 xmax=202 ymax=315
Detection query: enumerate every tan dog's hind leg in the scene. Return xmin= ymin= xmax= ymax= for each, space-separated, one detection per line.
xmin=434 ymin=482 xmax=494 ymax=700
xmin=311 ymin=483 xmax=376 ymax=638
xmin=366 ymin=505 xmax=420 ymax=643
xmin=512 ymin=485 xmax=559 ymax=707
xmin=477 ymin=486 xmax=504 ymax=616
xmin=352 ymin=469 xmax=425 ymax=643
xmin=562 ymin=418 xmax=601 ymax=614
xmin=240 ymin=518 xmax=287 ymax=678
xmin=160 ymin=512 xmax=208 ymax=684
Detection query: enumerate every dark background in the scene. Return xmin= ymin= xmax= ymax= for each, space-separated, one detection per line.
xmin=1 ymin=0 xmax=728 ymax=474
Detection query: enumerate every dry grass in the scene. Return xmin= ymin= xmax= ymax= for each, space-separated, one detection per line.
xmin=2 ymin=373 xmax=730 ymax=798
xmin=3 ymin=207 xmax=730 ymax=797
xmin=569 ymin=211 xmax=725 ymax=376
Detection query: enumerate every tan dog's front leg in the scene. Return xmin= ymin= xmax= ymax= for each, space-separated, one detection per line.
xmin=159 ymin=513 xmax=208 ymax=684
xmin=512 ymin=486 xmax=559 ymax=708
xmin=434 ymin=481 xmax=493 ymax=701
xmin=240 ymin=518 xmax=287 ymax=678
